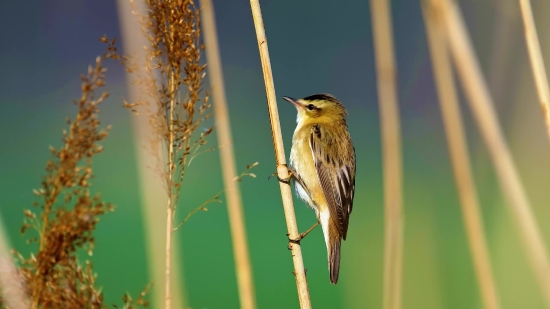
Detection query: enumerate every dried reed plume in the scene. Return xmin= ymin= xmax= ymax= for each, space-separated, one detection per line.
xmin=248 ymin=0 xmax=312 ymax=308
xmin=115 ymin=0 xmax=186 ymax=306
xmin=109 ymin=1 xmax=214 ymax=308
xmin=0 ymin=51 xmax=149 ymax=309
xmin=432 ymin=0 xmax=550 ymax=306
xmin=518 ymin=0 xmax=550 ymax=143
xmin=369 ymin=1 xmax=404 ymax=308
xmin=200 ymin=1 xmax=257 ymax=308
xmin=421 ymin=2 xmax=500 ymax=308
xmin=26 ymin=55 xmax=112 ymax=309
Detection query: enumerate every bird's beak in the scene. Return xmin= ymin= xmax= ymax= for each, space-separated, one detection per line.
xmin=282 ymin=96 xmax=303 ymax=110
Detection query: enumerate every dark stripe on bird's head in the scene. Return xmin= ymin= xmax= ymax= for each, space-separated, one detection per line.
xmin=303 ymin=94 xmax=346 ymax=113
xmin=303 ymin=93 xmax=339 ymax=103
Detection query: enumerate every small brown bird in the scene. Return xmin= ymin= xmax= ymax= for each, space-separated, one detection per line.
xmin=282 ymin=93 xmax=356 ymax=284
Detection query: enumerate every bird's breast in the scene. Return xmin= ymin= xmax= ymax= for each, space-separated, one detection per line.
xmin=289 ymin=126 xmax=326 ymax=215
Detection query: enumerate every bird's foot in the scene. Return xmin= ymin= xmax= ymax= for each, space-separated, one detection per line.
xmin=287 ymin=232 xmax=303 ymax=250
xmin=267 ymin=165 xmax=295 ymax=185
xmin=287 ymin=233 xmax=302 ymax=243
xmin=286 ymin=221 xmax=320 ymax=249
xmin=268 ymin=166 xmax=312 ymax=199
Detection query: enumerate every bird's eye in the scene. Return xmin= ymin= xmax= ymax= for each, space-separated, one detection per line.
xmin=307 ymin=104 xmax=315 ymax=110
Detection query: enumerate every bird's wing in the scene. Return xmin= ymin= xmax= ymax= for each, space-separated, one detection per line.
xmin=309 ymin=124 xmax=356 ymax=239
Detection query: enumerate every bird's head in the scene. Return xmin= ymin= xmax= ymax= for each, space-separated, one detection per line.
xmin=283 ymin=94 xmax=348 ymax=125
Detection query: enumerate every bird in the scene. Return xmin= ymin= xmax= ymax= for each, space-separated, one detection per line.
xmin=281 ymin=93 xmax=356 ymax=284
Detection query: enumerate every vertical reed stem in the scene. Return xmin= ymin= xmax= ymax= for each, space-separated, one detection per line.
xmin=165 ymin=70 xmax=176 ymax=309
xmin=435 ymin=0 xmax=550 ymax=306
xmin=201 ymin=1 xmax=256 ymax=308
xmin=518 ymin=0 xmax=550 ymax=143
xmin=165 ymin=196 xmax=173 ymax=309
xmin=0 ymin=215 xmax=29 ymax=309
xmin=248 ymin=1 xmax=312 ymax=308
xmin=421 ymin=3 xmax=500 ymax=308
xmin=369 ymin=1 xmax=404 ymax=309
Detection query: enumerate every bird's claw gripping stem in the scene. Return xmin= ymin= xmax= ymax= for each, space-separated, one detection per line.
xmin=287 ymin=233 xmax=301 ymax=250
xmin=268 ymin=167 xmax=294 ymax=184
xmin=269 ymin=166 xmax=311 ymax=197
xmin=286 ymin=221 xmax=320 ymax=249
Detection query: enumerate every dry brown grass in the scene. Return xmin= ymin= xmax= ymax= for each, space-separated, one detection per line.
xmin=110 ymin=1 xmax=258 ymax=308
xmin=0 ymin=51 xmax=150 ymax=309
xmin=24 ymin=54 xmax=113 ymax=309
xmin=107 ymin=1 xmax=211 ymax=308
xmin=114 ymin=0 xmax=185 ymax=307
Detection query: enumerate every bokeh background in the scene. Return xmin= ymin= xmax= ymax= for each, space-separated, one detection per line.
xmin=1 ymin=0 xmax=550 ymax=308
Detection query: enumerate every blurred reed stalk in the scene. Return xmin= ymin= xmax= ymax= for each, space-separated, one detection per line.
xmin=115 ymin=1 xmax=185 ymax=308
xmin=0 ymin=215 xmax=9 ymax=267
xmin=433 ymin=0 xmax=550 ymax=306
xmin=248 ymin=1 xmax=312 ymax=308
xmin=421 ymin=3 xmax=500 ymax=309
xmin=0 ymin=257 xmax=28 ymax=309
xmin=200 ymin=1 xmax=257 ymax=308
xmin=165 ymin=50 xmax=176 ymax=309
xmin=518 ymin=0 xmax=550 ymax=142
xmin=369 ymin=1 xmax=404 ymax=309
xmin=488 ymin=0 xmax=517 ymax=107
xmin=0 ymin=215 xmax=28 ymax=309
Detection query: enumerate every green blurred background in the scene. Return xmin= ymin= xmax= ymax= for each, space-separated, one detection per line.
xmin=1 ymin=0 xmax=550 ymax=308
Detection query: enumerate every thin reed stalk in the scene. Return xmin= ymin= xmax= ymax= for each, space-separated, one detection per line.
xmin=115 ymin=1 xmax=185 ymax=308
xmin=0 ymin=214 xmax=9 ymax=267
xmin=421 ymin=3 xmax=500 ymax=308
xmin=369 ymin=1 xmax=404 ymax=309
xmin=488 ymin=0 xmax=517 ymax=106
xmin=201 ymin=1 xmax=256 ymax=308
xmin=248 ymin=1 xmax=311 ymax=308
xmin=165 ymin=62 xmax=177 ymax=309
xmin=165 ymin=193 xmax=173 ymax=309
xmin=0 ymin=256 xmax=28 ymax=309
xmin=518 ymin=0 xmax=550 ymax=143
xmin=0 ymin=214 xmax=28 ymax=309
xmin=433 ymin=0 xmax=550 ymax=306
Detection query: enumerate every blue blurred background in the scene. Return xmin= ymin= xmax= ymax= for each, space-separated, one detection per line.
xmin=1 ymin=0 xmax=550 ymax=308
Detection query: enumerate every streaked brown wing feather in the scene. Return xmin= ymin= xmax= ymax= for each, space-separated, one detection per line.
xmin=309 ymin=124 xmax=356 ymax=239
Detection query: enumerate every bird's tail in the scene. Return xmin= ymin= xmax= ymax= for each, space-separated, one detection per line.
xmin=327 ymin=220 xmax=342 ymax=284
